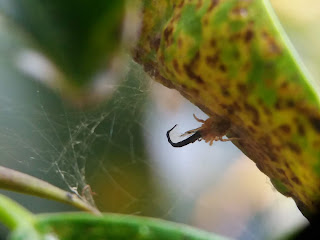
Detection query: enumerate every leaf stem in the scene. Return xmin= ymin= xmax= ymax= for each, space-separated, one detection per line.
xmin=0 ymin=166 xmax=100 ymax=215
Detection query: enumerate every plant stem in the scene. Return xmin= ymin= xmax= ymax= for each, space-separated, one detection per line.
xmin=0 ymin=166 xmax=100 ymax=215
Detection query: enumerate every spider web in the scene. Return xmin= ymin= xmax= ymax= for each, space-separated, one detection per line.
xmin=0 ymin=56 xmax=151 ymax=208
xmin=0 ymin=12 xmax=309 ymax=240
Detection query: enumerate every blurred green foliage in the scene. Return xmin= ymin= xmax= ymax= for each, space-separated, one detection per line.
xmin=0 ymin=0 xmax=126 ymax=86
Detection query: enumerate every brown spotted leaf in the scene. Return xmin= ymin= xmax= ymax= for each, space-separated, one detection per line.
xmin=134 ymin=0 xmax=320 ymax=218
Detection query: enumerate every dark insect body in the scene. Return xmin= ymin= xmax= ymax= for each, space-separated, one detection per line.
xmin=166 ymin=114 xmax=239 ymax=147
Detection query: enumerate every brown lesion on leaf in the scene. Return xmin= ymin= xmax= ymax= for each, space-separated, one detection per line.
xmin=171 ymin=12 xmax=182 ymax=23
xmin=183 ymin=51 xmax=205 ymax=84
xmin=150 ymin=35 xmax=161 ymax=52
xmin=244 ymin=29 xmax=254 ymax=43
xmin=248 ymin=126 xmax=256 ymax=134
xmin=208 ymin=0 xmax=219 ymax=12
xmin=276 ymin=168 xmax=286 ymax=175
xmin=286 ymin=99 xmax=295 ymax=108
xmin=309 ymin=116 xmax=320 ymax=133
xmin=280 ymin=81 xmax=289 ymax=90
xmin=278 ymin=124 xmax=291 ymax=134
xmin=184 ymin=64 xmax=205 ymax=84
xmin=210 ymin=38 xmax=217 ymax=47
xmin=190 ymin=87 xmax=200 ymax=97
xmin=203 ymin=17 xmax=209 ymax=26
xmin=281 ymin=176 xmax=294 ymax=190
xmin=274 ymin=100 xmax=282 ymax=110
xmin=219 ymin=64 xmax=227 ymax=72
xmin=292 ymin=177 xmax=302 ymax=185
xmin=262 ymin=104 xmax=272 ymax=115
xmin=244 ymin=102 xmax=260 ymax=125
xmin=262 ymin=30 xmax=282 ymax=55
xmin=229 ymin=32 xmax=242 ymax=42
xmin=221 ymin=86 xmax=230 ymax=97
xmin=287 ymin=142 xmax=302 ymax=154
xmin=163 ymin=26 xmax=174 ymax=46
xmin=297 ymin=122 xmax=306 ymax=136
xmin=164 ymin=64 xmax=176 ymax=78
xmin=173 ymin=59 xmax=181 ymax=74
xmin=275 ymin=98 xmax=294 ymax=110
xmin=206 ymin=52 xmax=220 ymax=68
xmin=133 ymin=47 xmax=174 ymax=90
xmin=265 ymin=149 xmax=278 ymax=163
xmin=227 ymin=107 xmax=235 ymax=115
xmin=159 ymin=54 xmax=165 ymax=66
xmin=221 ymin=103 xmax=235 ymax=115
xmin=237 ymin=83 xmax=248 ymax=95
xmin=180 ymin=83 xmax=189 ymax=91
xmin=178 ymin=0 xmax=185 ymax=8
xmin=196 ymin=0 xmax=203 ymax=9
xmin=243 ymin=20 xmax=255 ymax=44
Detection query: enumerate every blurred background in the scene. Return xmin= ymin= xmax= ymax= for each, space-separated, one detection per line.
xmin=0 ymin=0 xmax=319 ymax=239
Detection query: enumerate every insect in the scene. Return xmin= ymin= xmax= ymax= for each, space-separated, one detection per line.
xmin=166 ymin=114 xmax=239 ymax=147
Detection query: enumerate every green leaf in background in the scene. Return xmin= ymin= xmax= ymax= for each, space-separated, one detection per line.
xmin=33 ymin=214 xmax=228 ymax=240
xmin=0 ymin=194 xmax=228 ymax=240
xmin=0 ymin=0 xmax=140 ymax=104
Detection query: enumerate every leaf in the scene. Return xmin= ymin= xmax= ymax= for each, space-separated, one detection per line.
xmin=134 ymin=0 xmax=320 ymax=218
xmin=33 ymin=213 xmax=228 ymax=240
xmin=0 ymin=194 xmax=228 ymax=240
xmin=0 ymin=0 xmax=140 ymax=104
